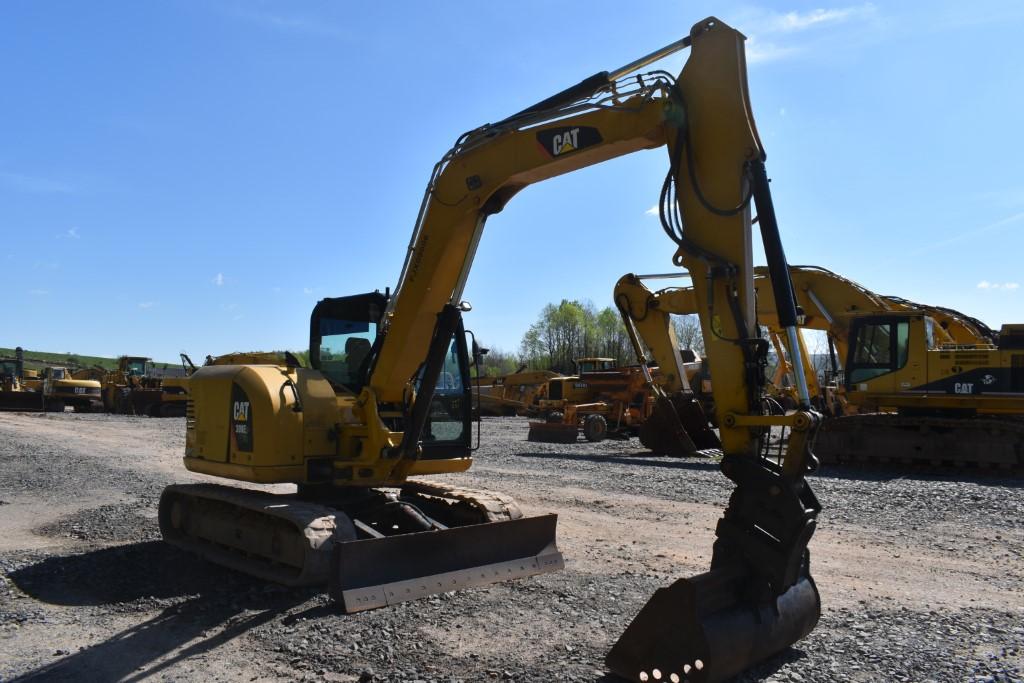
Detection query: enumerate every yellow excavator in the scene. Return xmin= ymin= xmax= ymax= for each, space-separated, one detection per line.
xmin=617 ymin=265 xmax=1024 ymax=468
xmin=163 ymin=18 xmax=823 ymax=681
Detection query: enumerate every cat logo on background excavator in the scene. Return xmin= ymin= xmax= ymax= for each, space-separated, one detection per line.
xmin=536 ymin=125 xmax=603 ymax=158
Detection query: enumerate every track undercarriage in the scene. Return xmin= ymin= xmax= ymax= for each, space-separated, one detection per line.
xmin=815 ymin=414 xmax=1024 ymax=470
xmin=159 ymin=480 xmax=563 ymax=612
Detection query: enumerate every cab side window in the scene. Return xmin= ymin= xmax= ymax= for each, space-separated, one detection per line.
xmin=848 ymin=319 xmax=910 ymax=385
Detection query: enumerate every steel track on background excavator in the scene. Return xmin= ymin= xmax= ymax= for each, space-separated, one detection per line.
xmin=158 ymin=480 xmax=563 ymax=612
xmin=815 ymin=414 xmax=1024 ymax=471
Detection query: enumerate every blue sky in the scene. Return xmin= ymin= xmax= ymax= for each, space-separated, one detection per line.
xmin=2 ymin=1 xmax=1022 ymax=361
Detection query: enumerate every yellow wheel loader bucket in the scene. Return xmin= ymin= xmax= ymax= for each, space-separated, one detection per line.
xmin=527 ymin=420 xmax=579 ymax=444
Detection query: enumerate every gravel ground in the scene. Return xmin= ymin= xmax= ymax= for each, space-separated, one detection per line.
xmin=0 ymin=412 xmax=1021 ymax=682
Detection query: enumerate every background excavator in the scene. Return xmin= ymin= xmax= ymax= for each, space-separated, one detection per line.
xmin=163 ymin=18 xmax=823 ymax=681
xmin=617 ymin=265 xmax=1024 ymax=468
xmin=0 ymin=347 xmax=102 ymax=412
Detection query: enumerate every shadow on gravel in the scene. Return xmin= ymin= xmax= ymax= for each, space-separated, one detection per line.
xmin=517 ymin=451 xmax=722 ymax=472
xmin=519 ymin=449 xmax=1023 ymax=488
xmin=8 ymin=541 xmax=261 ymax=606
xmin=8 ymin=541 xmax=316 ymax=681
xmin=812 ymin=464 xmax=1024 ymax=488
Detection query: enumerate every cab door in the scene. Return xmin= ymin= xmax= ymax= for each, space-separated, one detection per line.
xmin=845 ymin=316 xmax=911 ymax=396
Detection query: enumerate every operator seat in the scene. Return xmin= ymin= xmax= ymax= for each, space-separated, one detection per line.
xmin=345 ymin=338 xmax=371 ymax=390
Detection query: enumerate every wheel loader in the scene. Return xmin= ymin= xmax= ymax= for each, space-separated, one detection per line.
xmin=164 ymin=18 xmax=824 ymax=682
xmin=101 ymin=355 xmax=188 ymax=417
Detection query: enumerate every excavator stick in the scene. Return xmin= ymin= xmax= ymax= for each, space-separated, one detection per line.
xmin=330 ymin=514 xmax=562 ymax=612
xmin=606 ymin=564 xmax=820 ymax=683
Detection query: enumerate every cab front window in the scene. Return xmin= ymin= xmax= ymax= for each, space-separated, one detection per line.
xmin=847 ymin=318 xmax=910 ymax=386
xmin=318 ymin=318 xmax=377 ymax=393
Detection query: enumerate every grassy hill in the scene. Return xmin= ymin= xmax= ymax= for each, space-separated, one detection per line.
xmin=0 ymin=348 xmax=182 ymax=372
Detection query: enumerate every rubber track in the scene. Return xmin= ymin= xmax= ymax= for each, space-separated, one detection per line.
xmin=401 ymin=480 xmax=523 ymax=522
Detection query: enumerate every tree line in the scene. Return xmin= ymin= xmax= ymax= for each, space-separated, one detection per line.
xmin=478 ymin=299 xmax=704 ymax=377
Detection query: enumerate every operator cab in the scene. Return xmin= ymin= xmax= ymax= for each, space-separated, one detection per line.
xmin=310 ymin=292 xmax=386 ymax=395
xmin=310 ymin=292 xmax=471 ymax=456
xmin=845 ymin=314 xmax=912 ymax=387
xmin=124 ymin=357 xmax=149 ymax=376
xmin=576 ymin=358 xmax=617 ymax=374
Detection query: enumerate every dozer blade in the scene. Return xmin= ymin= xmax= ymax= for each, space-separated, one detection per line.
xmin=330 ymin=513 xmax=563 ymax=612
xmin=527 ymin=421 xmax=578 ymax=444
xmin=606 ymin=564 xmax=820 ymax=683
xmin=0 ymin=392 xmax=45 ymax=412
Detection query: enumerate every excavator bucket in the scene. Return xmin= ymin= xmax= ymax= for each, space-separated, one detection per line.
xmin=330 ymin=513 xmax=563 ymax=612
xmin=606 ymin=563 xmax=820 ymax=683
xmin=527 ymin=420 xmax=579 ymax=443
xmin=639 ymin=394 xmax=720 ymax=456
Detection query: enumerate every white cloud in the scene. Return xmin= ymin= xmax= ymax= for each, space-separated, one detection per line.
xmin=645 ymin=205 xmax=659 ymax=216
xmin=303 ymin=287 xmax=314 ymax=295
xmin=232 ymin=314 xmax=244 ymax=321
xmin=746 ymin=38 xmax=800 ymax=65
xmin=138 ymin=301 xmax=156 ymax=309
xmin=769 ymin=6 xmax=875 ymax=33
xmin=212 ymin=272 xmax=224 ymax=286
xmin=28 ymin=288 xmax=48 ymax=296
xmin=67 ymin=227 xmax=80 ymax=239
xmin=977 ymin=281 xmax=1020 ymax=291
xmin=738 ymin=4 xmax=878 ymax=66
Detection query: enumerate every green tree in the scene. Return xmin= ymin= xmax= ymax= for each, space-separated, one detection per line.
xmin=517 ymin=299 xmax=631 ymax=372
xmin=671 ymin=314 xmax=705 ymax=356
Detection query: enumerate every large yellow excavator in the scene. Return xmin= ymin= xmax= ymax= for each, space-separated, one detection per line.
xmin=617 ymin=265 xmax=1024 ymax=467
xmin=163 ymin=18 xmax=824 ymax=681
